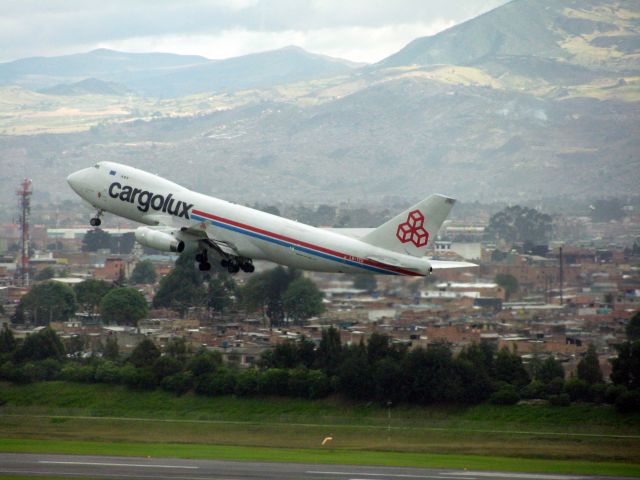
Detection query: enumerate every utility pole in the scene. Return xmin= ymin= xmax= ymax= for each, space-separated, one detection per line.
xmin=559 ymin=246 xmax=564 ymax=306
xmin=17 ymin=178 xmax=33 ymax=287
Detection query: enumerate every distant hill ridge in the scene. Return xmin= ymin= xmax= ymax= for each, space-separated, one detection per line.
xmin=40 ymin=78 xmax=133 ymax=96
xmin=0 ymin=46 xmax=361 ymax=97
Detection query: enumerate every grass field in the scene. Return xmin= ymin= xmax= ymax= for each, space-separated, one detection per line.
xmin=1 ymin=381 xmax=640 ymax=476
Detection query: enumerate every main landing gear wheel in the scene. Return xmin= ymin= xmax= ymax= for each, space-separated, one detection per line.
xmin=220 ymin=259 xmax=253 ymax=274
xmin=241 ymin=262 xmax=255 ymax=273
xmin=196 ymin=250 xmax=210 ymax=271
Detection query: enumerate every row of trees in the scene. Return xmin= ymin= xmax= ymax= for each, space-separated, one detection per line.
xmin=12 ymin=253 xmax=324 ymax=328
xmin=2 ymin=320 xmax=639 ymax=412
xmin=151 ymin=252 xmax=324 ymax=325
xmin=11 ymin=279 xmax=148 ymax=327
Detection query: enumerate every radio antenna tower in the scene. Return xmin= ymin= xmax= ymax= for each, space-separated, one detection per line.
xmin=17 ymin=178 xmax=32 ymax=287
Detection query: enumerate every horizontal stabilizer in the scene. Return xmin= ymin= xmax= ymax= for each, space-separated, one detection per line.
xmin=429 ymin=260 xmax=478 ymax=270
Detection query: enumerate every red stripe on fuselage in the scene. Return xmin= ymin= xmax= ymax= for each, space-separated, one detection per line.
xmin=191 ymin=209 xmax=422 ymax=276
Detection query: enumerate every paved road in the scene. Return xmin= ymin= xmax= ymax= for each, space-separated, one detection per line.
xmin=0 ymin=453 xmax=629 ymax=480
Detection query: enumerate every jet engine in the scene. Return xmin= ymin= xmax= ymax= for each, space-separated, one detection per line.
xmin=135 ymin=227 xmax=185 ymax=253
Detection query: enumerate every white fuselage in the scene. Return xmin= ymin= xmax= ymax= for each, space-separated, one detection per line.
xmin=67 ymin=162 xmax=431 ymax=276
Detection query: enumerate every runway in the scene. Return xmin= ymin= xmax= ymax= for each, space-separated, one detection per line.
xmin=0 ymin=453 xmax=628 ymax=480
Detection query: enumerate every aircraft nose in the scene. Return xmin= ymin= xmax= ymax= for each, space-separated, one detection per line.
xmin=67 ymin=168 xmax=92 ymax=195
xmin=66 ymin=170 xmax=82 ymax=193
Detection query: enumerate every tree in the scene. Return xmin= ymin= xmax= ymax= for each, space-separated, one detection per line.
xmin=405 ymin=343 xmax=462 ymax=404
xmin=495 ymin=274 xmax=518 ymax=301
xmin=35 ymin=267 xmax=55 ymax=281
xmin=103 ymin=336 xmax=119 ymax=361
xmin=207 ymin=274 xmax=237 ymax=314
xmin=0 ymin=324 xmax=16 ymax=356
xmin=165 ymin=337 xmax=189 ymax=363
xmin=241 ymin=267 xmax=300 ymax=327
xmin=130 ymin=260 xmax=157 ymax=285
xmin=100 ymin=288 xmax=148 ymax=327
xmin=74 ymin=279 xmax=113 ymax=313
xmin=494 ymin=346 xmax=530 ymax=387
xmin=315 ymin=326 xmax=342 ymax=375
xmin=627 ymin=311 xmax=640 ymax=341
xmin=129 ymin=338 xmax=160 ymax=368
xmin=14 ymin=327 xmax=65 ymax=362
xmin=13 ymin=281 xmax=77 ymax=325
xmin=152 ymin=251 xmax=206 ymax=314
xmin=577 ymin=344 xmax=603 ymax=385
xmin=82 ymin=228 xmax=112 ymax=252
xmin=485 ymin=205 xmax=552 ymax=244
xmin=283 ymin=277 xmax=324 ymax=324
xmin=610 ymin=341 xmax=640 ymax=390
xmin=537 ymin=356 xmax=565 ymax=383
xmin=337 ymin=343 xmax=374 ymax=400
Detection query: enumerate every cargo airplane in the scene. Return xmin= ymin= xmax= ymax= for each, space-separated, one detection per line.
xmin=67 ymin=162 xmax=475 ymax=275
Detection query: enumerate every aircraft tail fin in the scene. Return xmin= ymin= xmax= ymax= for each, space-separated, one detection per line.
xmin=361 ymin=194 xmax=455 ymax=257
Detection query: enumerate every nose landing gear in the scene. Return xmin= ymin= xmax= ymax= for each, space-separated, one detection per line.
xmin=89 ymin=209 xmax=104 ymax=227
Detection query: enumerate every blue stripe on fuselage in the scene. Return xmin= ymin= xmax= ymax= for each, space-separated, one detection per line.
xmin=190 ymin=212 xmax=398 ymax=275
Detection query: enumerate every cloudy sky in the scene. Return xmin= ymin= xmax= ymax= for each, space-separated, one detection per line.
xmin=1 ymin=0 xmax=509 ymax=63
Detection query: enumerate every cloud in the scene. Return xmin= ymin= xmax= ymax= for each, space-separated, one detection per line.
xmin=96 ymin=20 xmax=457 ymax=63
xmin=0 ymin=0 xmax=508 ymax=62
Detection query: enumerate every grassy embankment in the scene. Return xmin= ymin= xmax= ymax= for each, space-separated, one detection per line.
xmin=1 ymin=381 xmax=640 ymax=476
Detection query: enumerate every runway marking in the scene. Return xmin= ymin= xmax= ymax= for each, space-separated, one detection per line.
xmin=39 ymin=460 xmax=199 ymax=469
xmin=307 ymin=472 xmax=474 ymax=479
xmin=440 ymin=473 xmax=584 ymax=480
xmin=2 ymin=470 xmax=210 ymax=480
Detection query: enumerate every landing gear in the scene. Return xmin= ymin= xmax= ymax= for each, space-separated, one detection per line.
xmin=196 ymin=250 xmax=211 ymax=271
xmin=240 ymin=262 xmax=255 ymax=273
xmin=220 ymin=258 xmax=254 ymax=274
xmin=89 ymin=209 xmax=103 ymax=227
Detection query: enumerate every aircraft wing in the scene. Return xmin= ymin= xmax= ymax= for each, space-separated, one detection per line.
xmin=142 ymin=213 xmax=239 ymax=258
xmin=429 ymin=259 xmax=477 ymax=270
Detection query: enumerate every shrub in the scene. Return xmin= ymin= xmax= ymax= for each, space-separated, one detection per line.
xmin=615 ymin=389 xmax=640 ymax=414
xmin=234 ymin=369 xmax=259 ymax=396
xmin=39 ymin=358 xmax=63 ymax=380
xmin=589 ymin=383 xmax=606 ymax=404
xmin=161 ymin=372 xmax=193 ymax=396
xmin=306 ymin=369 xmax=332 ymax=399
xmin=564 ymin=378 xmax=590 ymax=402
xmin=288 ymin=368 xmax=312 ymax=398
xmin=61 ymin=364 xmax=95 ymax=383
xmin=490 ymin=385 xmax=519 ymax=405
xmin=258 ymin=369 xmax=290 ymax=396
xmin=120 ymin=365 xmax=157 ymax=390
xmin=187 ymin=350 xmax=222 ymax=377
xmin=605 ymin=384 xmax=627 ymax=404
xmin=520 ymin=380 xmax=546 ymax=400
xmin=152 ymin=356 xmax=182 ymax=381
xmin=548 ymin=393 xmax=571 ymax=407
xmin=95 ymin=361 xmax=121 ymax=384
xmin=195 ymin=369 xmax=236 ymax=396
xmin=545 ymin=377 xmax=565 ymax=396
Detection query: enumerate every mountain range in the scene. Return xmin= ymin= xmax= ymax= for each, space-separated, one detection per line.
xmin=0 ymin=0 xmax=638 ymax=216
xmin=0 ymin=46 xmax=360 ymax=97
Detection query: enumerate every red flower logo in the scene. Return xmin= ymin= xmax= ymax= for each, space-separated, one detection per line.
xmin=396 ymin=209 xmax=429 ymax=247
